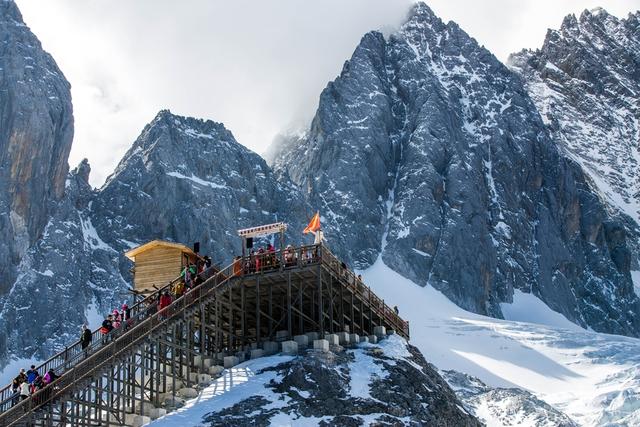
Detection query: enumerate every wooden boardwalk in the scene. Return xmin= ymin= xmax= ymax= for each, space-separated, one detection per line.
xmin=0 ymin=244 xmax=409 ymax=426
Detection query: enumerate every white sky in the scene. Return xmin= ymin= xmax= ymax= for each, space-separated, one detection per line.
xmin=15 ymin=0 xmax=640 ymax=187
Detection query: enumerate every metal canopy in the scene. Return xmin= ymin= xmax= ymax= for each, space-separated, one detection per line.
xmin=237 ymin=222 xmax=288 ymax=239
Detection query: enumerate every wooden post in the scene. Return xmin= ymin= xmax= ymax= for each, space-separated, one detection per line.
xmin=256 ymin=276 xmax=261 ymax=343
xmin=329 ymin=273 xmax=334 ymax=334
xmin=287 ymin=273 xmax=292 ymax=337
xmin=318 ymin=265 xmax=324 ymax=334
xmin=269 ymin=282 xmax=273 ymax=339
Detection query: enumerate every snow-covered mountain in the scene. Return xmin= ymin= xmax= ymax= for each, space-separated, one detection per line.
xmin=356 ymin=260 xmax=640 ymax=426
xmin=1 ymin=1 xmax=640 ymax=425
xmin=508 ymin=8 xmax=640 ymax=230
xmin=270 ymin=2 xmax=640 ymax=337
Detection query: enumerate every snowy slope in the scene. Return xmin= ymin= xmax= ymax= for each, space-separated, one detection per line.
xmin=357 ymin=257 xmax=640 ymax=426
xmin=147 ymin=336 xmax=480 ymax=426
xmin=508 ymin=8 xmax=640 ymax=242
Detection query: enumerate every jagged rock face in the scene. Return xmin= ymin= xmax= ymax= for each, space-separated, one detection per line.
xmin=508 ymin=9 xmax=640 ymax=227
xmin=508 ymin=8 xmax=640 ymax=268
xmin=0 ymin=111 xmax=310 ymax=363
xmin=0 ymin=1 xmax=73 ymax=294
xmin=443 ymin=371 xmax=577 ymax=427
xmin=91 ymin=110 xmax=309 ymax=263
xmin=200 ymin=338 xmax=481 ymax=426
xmin=0 ymin=160 xmax=114 ymax=361
xmin=271 ymin=3 xmax=640 ymax=336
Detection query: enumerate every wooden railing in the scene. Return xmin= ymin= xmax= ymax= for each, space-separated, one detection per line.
xmin=319 ymin=246 xmax=410 ymax=338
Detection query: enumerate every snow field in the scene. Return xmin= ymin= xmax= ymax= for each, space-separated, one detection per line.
xmin=357 ymin=256 xmax=640 ymax=426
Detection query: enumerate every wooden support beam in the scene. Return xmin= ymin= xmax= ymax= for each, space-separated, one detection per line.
xmin=287 ymin=273 xmax=292 ymax=337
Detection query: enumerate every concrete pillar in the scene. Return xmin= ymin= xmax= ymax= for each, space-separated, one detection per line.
xmin=368 ymin=335 xmax=378 ymax=344
xmin=325 ymin=334 xmax=340 ymax=346
xmin=263 ymin=341 xmax=279 ymax=355
xmin=294 ymin=334 xmax=309 ymax=349
xmin=374 ymin=326 xmax=386 ymax=338
xmin=177 ymin=387 xmax=198 ymax=399
xmin=349 ymin=333 xmax=359 ymax=344
xmin=125 ymin=414 xmax=152 ymax=427
xmin=337 ymin=332 xmax=350 ymax=345
xmin=198 ymin=373 xmax=212 ymax=384
xmin=387 ymin=329 xmax=396 ymax=336
xmin=360 ymin=336 xmax=369 ymax=343
xmin=281 ymin=340 xmax=298 ymax=355
xmin=224 ymin=356 xmax=240 ymax=368
xmin=149 ymin=408 xmax=167 ymax=420
xmin=313 ymin=339 xmax=329 ymax=352
xmin=209 ymin=365 xmax=224 ymax=376
xmin=250 ymin=349 xmax=265 ymax=359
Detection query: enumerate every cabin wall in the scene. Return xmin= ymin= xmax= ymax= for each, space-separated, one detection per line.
xmin=134 ymin=248 xmax=184 ymax=292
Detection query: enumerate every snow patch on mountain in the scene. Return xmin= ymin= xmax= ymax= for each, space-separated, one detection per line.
xmin=357 ymin=257 xmax=640 ymax=426
xmin=500 ymin=289 xmax=585 ymax=332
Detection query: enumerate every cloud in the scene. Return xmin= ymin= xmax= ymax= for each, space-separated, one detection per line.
xmin=14 ymin=0 xmax=640 ymax=187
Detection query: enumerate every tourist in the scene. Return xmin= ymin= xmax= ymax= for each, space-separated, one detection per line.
xmin=112 ymin=309 xmax=122 ymax=328
xmin=19 ymin=380 xmax=30 ymax=401
xmin=122 ymin=303 xmax=130 ymax=321
xmin=16 ymin=368 xmax=27 ymax=384
xmin=159 ymin=291 xmax=172 ymax=319
xmin=233 ymin=256 xmax=243 ymax=276
xmin=26 ymin=365 xmax=38 ymax=384
xmin=80 ymin=324 xmax=92 ymax=351
xmin=100 ymin=315 xmax=114 ymax=340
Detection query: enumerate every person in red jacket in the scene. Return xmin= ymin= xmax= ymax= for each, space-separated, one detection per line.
xmin=158 ymin=291 xmax=172 ymax=319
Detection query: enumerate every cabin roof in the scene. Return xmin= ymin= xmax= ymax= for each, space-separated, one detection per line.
xmin=124 ymin=240 xmax=196 ymax=261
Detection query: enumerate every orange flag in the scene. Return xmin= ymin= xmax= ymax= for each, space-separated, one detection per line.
xmin=303 ymin=211 xmax=321 ymax=234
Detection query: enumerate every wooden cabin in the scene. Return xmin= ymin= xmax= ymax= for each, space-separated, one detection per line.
xmin=125 ymin=240 xmax=198 ymax=294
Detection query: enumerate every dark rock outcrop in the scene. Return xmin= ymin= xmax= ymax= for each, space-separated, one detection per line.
xmin=271 ymin=3 xmax=640 ymax=336
xmin=201 ymin=337 xmax=481 ymax=426
xmin=0 ymin=0 xmax=74 ymax=295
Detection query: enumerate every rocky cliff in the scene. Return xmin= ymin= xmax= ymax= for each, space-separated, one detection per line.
xmin=0 ymin=0 xmax=74 ymax=295
xmin=271 ymin=3 xmax=640 ymax=336
xmin=508 ymin=7 xmax=640 ymax=265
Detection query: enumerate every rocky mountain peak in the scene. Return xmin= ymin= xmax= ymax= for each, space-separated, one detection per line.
xmin=403 ymin=2 xmax=442 ymax=28
xmin=271 ymin=2 xmax=640 ymax=337
xmin=0 ymin=0 xmax=73 ymax=295
xmin=0 ymin=0 xmax=23 ymax=24
xmin=72 ymin=158 xmax=91 ymax=185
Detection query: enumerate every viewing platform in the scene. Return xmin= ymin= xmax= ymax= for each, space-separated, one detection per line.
xmin=0 ymin=242 xmax=408 ymax=426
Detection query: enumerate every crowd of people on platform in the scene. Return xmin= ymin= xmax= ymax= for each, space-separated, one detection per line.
xmin=232 ymin=244 xmax=319 ymax=276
